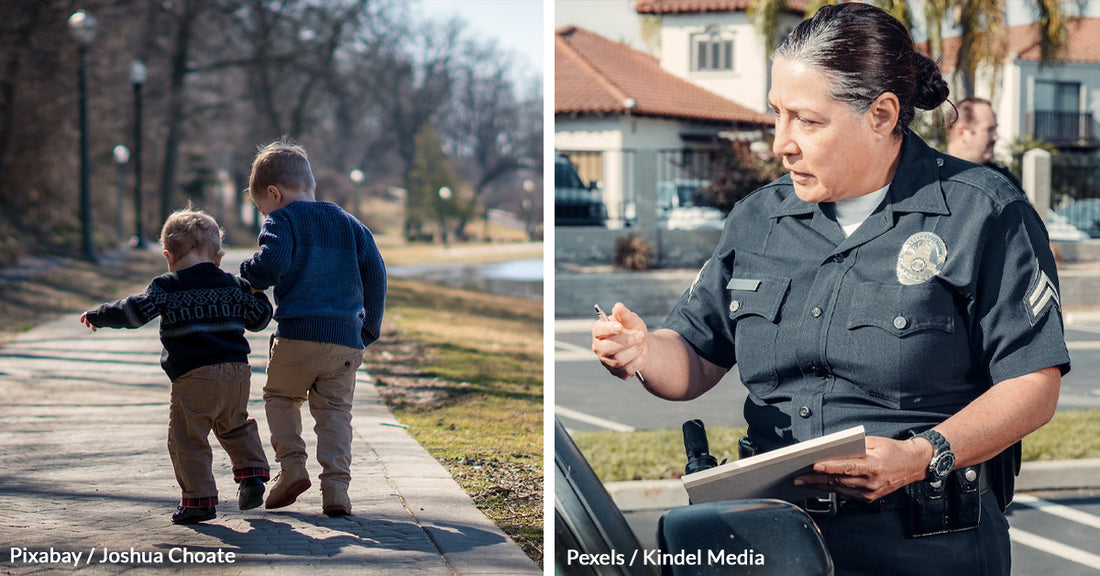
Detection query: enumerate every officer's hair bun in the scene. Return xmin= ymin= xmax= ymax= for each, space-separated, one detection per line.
xmin=913 ymin=53 xmax=950 ymax=111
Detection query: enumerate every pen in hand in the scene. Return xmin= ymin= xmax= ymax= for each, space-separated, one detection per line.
xmin=594 ymin=304 xmax=648 ymax=385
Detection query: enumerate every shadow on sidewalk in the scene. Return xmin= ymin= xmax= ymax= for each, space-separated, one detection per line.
xmin=174 ymin=511 xmax=507 ymax=561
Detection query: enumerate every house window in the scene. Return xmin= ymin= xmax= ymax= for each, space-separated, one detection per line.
xmin=1034 ymin=80 xmax=1080 ymax=112
xmin=692 ymin=33 xmax=734 ymax=72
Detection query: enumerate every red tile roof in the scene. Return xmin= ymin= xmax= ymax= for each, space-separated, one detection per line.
xmin=928 ymin=17 xmax=1100 ymax=70
xmin=555 ymin=25 xmax=774 ymax=125
xmin=635 ymin=0 xmax=808 ymax=15
xmin=1010 ymin=17 xmax=1100 ymax=63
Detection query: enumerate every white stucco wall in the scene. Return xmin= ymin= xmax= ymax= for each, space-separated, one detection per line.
xmin=1015 ymin=60 xmax=1100 ymax=145
xmin=656 ymin=12 xmax=801 ymax=113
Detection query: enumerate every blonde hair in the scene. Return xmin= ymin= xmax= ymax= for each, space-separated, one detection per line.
xmin=247 ymin=139 xmax=315 ymax=201
xmin=160 ymin=208 xmax=225 ymax=259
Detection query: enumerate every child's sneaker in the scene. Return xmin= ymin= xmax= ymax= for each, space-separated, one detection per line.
xmin=265 ymin=466 xmax=311 ymax=509
xmin=171 ymin=506 xmax=216 ymax=524
xmin=322 ymin=487 xmax=351 ymax=516
xmin=237 ymin=477 xmax=265 ymax=510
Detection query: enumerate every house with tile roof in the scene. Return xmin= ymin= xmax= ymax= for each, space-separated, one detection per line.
xmin=633 ymin=0 xmax=807 ymax=113
xmin=938 ymin=17 xmax=1100 ymax=157
xmin=555 ymin=24 xmax=774 ymax=228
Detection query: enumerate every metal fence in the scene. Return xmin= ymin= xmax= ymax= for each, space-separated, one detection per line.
xmin=1048 ymin=152 xmax=1100 ymax=238
xmin=555 ymin=148 xmax=729 ymax=230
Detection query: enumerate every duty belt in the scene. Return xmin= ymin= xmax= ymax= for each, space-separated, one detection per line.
xmin=802 ymin=461 xmax=991 ymax=516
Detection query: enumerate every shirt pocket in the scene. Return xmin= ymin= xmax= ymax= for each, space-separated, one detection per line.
xmin=844 ymin=281 xmax=966 ymax=409
xmin=728 ymin=272 xmax=791 ymax=393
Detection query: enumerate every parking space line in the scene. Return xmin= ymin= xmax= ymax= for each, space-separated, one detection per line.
xmin=1010 ymin=528 xmax=1100 ymax=570
xmin=1066 ymin=340 xmax=1100 ymax=350
xmin=555 ymin=405 xmax=635 ymax=432
xmin=1014 ymin=494 xmax=1100 ymax=530
xmin=556 ymin=340 xmax=595 ymax=362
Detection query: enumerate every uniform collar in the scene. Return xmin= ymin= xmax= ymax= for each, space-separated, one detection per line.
xmin=769 ymin=130 xmax=950 ymax=220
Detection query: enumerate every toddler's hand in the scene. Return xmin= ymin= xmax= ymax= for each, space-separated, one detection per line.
xmin=79 ymin=312 xmax=97 ymax=331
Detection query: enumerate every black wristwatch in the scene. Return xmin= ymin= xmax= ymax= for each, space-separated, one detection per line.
xmin=915 ymin=429 xmax=955 ymax=482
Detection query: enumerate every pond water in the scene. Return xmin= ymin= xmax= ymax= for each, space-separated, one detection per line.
xmin=388 ymin=258 xmax=543 ymax=299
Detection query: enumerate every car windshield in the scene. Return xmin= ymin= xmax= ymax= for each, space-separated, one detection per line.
xmin=555 ymin=158 xmax=587 ymax=189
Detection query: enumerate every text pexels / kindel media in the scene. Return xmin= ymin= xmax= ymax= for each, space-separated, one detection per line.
xmin=565 ymin=548 xmax=766 ymax=568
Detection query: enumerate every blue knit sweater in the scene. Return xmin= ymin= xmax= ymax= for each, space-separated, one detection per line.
xmin=240 ymin=201 xmax=386 ymax=349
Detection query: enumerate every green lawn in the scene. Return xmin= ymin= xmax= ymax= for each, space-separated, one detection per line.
xmin=572 ymin=410 xmax=1100 ymax=483
xmin=364 ymin=277 xmax=543 ymax=565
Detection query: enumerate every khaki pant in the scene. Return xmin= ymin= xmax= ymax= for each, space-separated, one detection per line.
xmin=263 ymin=337 xmax=362 ymax=490
xmin=168 ymin=362 xmax=269 ymax=504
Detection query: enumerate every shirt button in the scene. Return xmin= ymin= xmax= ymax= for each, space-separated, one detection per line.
xmin=799 ymin=406 xmax=812 ymax=418
xmin=832 ymin=254 xmax=844 ymax=264
xmin=811 ymin=307 xmax=823 ymax=318
xmin=730 ymin=300 xmax=741 ymax=312
xmin=936 ymin=157 xmax=945 ymax=167
xmin=893 ymin=315 xmax=908 ymax=329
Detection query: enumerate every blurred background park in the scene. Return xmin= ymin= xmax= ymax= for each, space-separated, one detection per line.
xmin=0 ymin=0 xmax=544 ymax=264
xmin=0 ymin=0 xmax=546 ymax=564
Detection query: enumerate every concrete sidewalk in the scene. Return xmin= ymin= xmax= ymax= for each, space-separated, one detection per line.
xmin=0 ymin=314 xmax=539 ymax=574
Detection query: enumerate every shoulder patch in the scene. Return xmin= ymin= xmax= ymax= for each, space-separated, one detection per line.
xmin=1025 ymin=263 xmax=1060 ymax=326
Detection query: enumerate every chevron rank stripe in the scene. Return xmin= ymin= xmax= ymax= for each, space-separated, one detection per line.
xmin=1026 ymin=268 xmax=1060 ymax=324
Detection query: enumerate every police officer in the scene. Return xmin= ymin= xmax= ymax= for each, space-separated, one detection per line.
xmin=947 ymin=96 xmax=1022 ymax=188
xmin=592 ymin=4 xmax=1069 ymax=574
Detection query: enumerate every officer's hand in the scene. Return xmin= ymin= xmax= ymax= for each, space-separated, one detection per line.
xmin=592 ymin=303 xmax=648 ymax=380
xmin=793 ymin=436 xmax=930 ymax=502
xmin=79 ymin=312 xmax=97 ymax=332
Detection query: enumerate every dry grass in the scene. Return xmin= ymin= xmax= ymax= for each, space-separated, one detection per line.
xmin=363 ymin=277 xmax=543 ymax=565
xmin=0 ymin=249 xmax=165 ymax=344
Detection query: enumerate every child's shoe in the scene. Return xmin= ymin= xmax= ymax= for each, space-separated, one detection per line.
xmin=171 ymin=505 xmax=216 ymax=524
xmin=322 ymin=487 xmax=351 ymax=517
xmin=265 ymin=466 xmax=311 ymax=509
xmin=237 ymin=476 xmax=265 ymax=510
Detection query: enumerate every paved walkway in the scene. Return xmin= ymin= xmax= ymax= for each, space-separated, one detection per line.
xmin=0 ymin=311 xmax=539 ymax=574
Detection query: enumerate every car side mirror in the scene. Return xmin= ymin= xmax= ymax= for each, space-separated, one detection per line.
xmin=657 ymin=499 xmax=833 ymax=575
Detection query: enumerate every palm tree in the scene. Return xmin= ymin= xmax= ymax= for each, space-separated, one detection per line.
xmin=924 ymin=0 xmax=1071 ymax=98
xmin=874 ymin=0 xmax=914 ymax=31
xmin=747 ymin=0 xmax=789 ymax=53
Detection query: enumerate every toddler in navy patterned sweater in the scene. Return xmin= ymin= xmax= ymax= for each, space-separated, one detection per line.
xmin=81 ymin=209 xmax=272 ymax=524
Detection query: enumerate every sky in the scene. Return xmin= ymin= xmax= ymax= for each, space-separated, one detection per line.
xmin=412 ymin=0 xmax=545 ymax=80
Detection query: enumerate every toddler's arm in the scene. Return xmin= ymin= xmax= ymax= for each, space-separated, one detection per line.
xmin=239 ymin=214 xmax=292 ymax=290
xmin=358 ymin=229 xmax=387 ymax=347
xmin=82 ymin=283 xmax=161 ymax=330
xmin=237 ymin=276 xmax=273 ymax=332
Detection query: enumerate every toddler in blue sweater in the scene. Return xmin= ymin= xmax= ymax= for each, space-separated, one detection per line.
xmin=239 ymin=140 xmax=386 ymax=516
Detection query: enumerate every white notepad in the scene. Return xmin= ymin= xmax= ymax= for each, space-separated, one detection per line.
xmin=682 ymin=426 xmax=867 ymax=503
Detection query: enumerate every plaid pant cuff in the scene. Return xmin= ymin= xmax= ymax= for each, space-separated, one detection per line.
xmin=180 ymin=496 xmax=217 ymax=508
xmin=234 ymin=467 xmax=270 ymax=482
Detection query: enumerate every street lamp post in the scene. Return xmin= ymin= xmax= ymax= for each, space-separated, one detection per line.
xmin=523 ymin=178 xmax=535 ymax=241
xmin=130 ymin=60 xmax=146 ymax=248
xmin=68 ymin=9 xmax=98 ymax=262
xmin=113 ymin=145 xmax=130 ymax=243
xmin=438 ymin=186 xmax=452 ymax=247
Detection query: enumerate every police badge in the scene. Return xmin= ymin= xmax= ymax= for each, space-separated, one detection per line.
xmin=896 ymin=232 xmax=947 ymax=285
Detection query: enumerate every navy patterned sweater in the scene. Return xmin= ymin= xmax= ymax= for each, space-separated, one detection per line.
xmin=85 ymin=262 xmax=273 ymax=380
xmin=239 ymin=201 xmax=386 ymax=350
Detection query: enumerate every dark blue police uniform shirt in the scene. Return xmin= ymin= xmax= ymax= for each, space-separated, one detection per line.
xmin=664 ymin=131 xmax=1071 ymax=452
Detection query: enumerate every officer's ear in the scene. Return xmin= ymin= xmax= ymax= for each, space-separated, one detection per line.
xmin=867 ymin=92 xmax=900 ymax=140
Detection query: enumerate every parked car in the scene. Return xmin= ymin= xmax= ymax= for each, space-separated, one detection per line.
xmin=658 ymin=179 xmax=726 ymax=230
xmin=556 ymin=155 xmax=607 ymax=227
xmin=1046 ymin=211 xmax=1089 ymax=242
xmin=1055 ymin=198 xmax=1100 ymax=239
xmin=555 ymin=417 xmax=833 ymax=575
